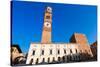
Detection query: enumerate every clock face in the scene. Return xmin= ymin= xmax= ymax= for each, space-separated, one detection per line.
xmin=44 ymin=22 xmax=51 ymax=28
xmin=47 ymin=7 xmax=52 ymax=13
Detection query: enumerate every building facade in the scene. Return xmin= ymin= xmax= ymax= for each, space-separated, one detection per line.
xmin=26 ymin=6 xmax=93 ymax=65
xmin=90 ymin=41 xmax=97 ymax=60
xmin=26 ymin=43 xmax=81 ymax=64
xmin=70 ymin=33 xmax=93 ymax=61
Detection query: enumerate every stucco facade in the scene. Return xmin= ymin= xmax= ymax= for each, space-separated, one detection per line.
xmin=26 ymin=43 xmax=93 ymax=64
xmin=26 ymin=43 xmax=80 ymax=64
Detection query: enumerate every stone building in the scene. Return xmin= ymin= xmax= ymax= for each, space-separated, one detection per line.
xmin=70 ymin=33 xmax=93 ymax=61
xmin=11 ymin=45 xmax=26 ymax=65
xmin=26 ymin=43 xmax=81 ymax=64
xmin=90 ymin=41 xmax=97 ymax=60
xmin=26 ymin=6 xmax=93 ymax=65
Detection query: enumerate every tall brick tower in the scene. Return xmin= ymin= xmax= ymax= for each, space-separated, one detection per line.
xmin=41 ymin=6 xmax=52 ymax=44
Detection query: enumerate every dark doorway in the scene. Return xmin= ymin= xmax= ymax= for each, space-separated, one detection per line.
xmin=42 ymin=58 xmax=45 ymax=63
xmin=62 ymin=56 xmax=65 ymax=62
xmin=53 ymin=57 xmax=55 ymax=62
xmin=48 ymin=58 xmax=50 ymax=63
xmin=36 ymin=58 xmax=39 ymax=64
xmin=58 ymin=57 xmax=61 ymax=62
xmin=29 ymin=59 xmax=33 ymax=65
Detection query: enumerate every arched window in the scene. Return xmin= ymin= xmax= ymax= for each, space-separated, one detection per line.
xmin=29 ymin=59 xmax=33 ymax=65
xmin=70 ymin=55 xmax=72 ymax=61
xmin=76 ymin=55 xmax=79 ymax=61
xmin=58 ymin=50 xmax=60 ymax=54
xmin=42 ymin=58 xmax=45 ymax=63
xmin=52 ymin=57 xmax=55 ymax=62
xmin=64 ymin=49 xmax=66 ymax=54
xmin=62 ymin=56 xmax=65 ymax=62
xmin=32 ymin=50 xmax=35 ymax=55
xmin=58 ymin=57 xmax=61 ymax=61
xmin=36 ymin=58 xmax=39 ymax=64
xmin=70 ymin=49 xmax=72 ymax=54
xmin=67 ymin=55 xmax=70 ymax=62
xmin=41 ymin=50 xmax=44 ymax=55
xmin=50 ymin=49 xmax=52 ymax=55
xmin=48 ymin=58 xmax=50 ymax=63
xmin=75 ymin=49 xmax=77 ymax=53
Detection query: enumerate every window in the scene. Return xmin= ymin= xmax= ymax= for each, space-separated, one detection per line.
xmin=85 ymin=50 xmax=88 ymax=54
xmin=48 ymin=58 xmax=50 ymax=63
xmin=62 ymin=56 xmax=65 ymax=62
xmin=53 ymin=57 xmax=55 ymax=62
xmin=29 ymin=59 xmax=33 ymax=65
xmin=76 ymin=49 xmax=77 ymax=53
xmin=76 ymin=55 xmax=79 ymax=60
xmin=46 ymin=16 xmax=50 ymax=19
xmin=32 ymin=50 xmax=35 ymax=55
xmin=70 ymin=49 xmax=72 ymax=54
xmin=67 ymin=56 xmax=69 ymax=61
xmin=64 ymin=49 xmax=66 ymax=54
xmin=50 ymin=49 xmax=52 ymax=55
xmin=42 ymin=58 xmax=45 ymax=62
xmin=58 ymin=57 xmax=61 ymax=61
xmin=58 ymin=50 xmax=60 ymax=54
xmin=41 ymin=50 xmax=44 ymax=55
xmin=70 ymin=55 xmax=72 ymax=61
xmin=36 ymin=58 xmax=39 ymax=64
xmin=80 ymin=50 xmax=82 ymax=53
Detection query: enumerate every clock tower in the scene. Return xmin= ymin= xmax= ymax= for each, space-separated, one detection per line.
xmin=41 ymin=6 xmax=52 ymax=44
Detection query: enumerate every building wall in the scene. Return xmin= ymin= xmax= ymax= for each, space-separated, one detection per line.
xmin=70 ymin=33 xmax=93 ymax=58
xmin=26 ymin=43 xmax=81 ymax=64
xmin=90 ymin=41 xmax=97 ymax=60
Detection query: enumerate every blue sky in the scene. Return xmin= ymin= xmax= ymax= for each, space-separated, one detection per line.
xmin=11 ymin=1 xmax=97 ymax=53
